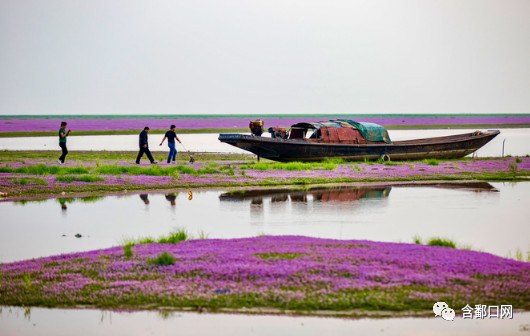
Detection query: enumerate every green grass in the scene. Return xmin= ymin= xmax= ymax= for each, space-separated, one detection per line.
xmin=413 ymin=236 xmax=473 ymax=250
xmin=509 ymin=161 xmax=518 ymax=175
xmin=241 ymin=161 xmax=337 ymax=171
xmin=506 ymin=248 xmax=530 ymax=262
xmin=11 ymin=177 xmax=48 ymax=185
xmin=157 ymin=230 xmax=188 ymax=244
xmin=195 ymin=165 xmax=221 ymax=175
xmin=55 ymin=175 xmax=105 ymax=183
xmin=94 ymin=164 xmax=197 ymax=177
xmin=22 ymin=273 xmax=32 ymax=289
xmin=123 ymin=244 xmax=134 ymax=257
xmin=421 ymin=159 xmax=440 ymax=166
xmin=0 ymin=150 xmax=254 ymax=163
xmin=148 ymin=251 xmax=177 ymax=266
xmin=255 ymin=252 xmax=305 ymax=260
xmin=426 ymin=237 xmax=456 ymax=248
xmin=0 ymin=164 xmax=90 ymax=175
xmin=124 ymin=229 xmax=189 ymax=247
xmin=137 ymin=237 xmax=156 ymax=244
xmin=198 ymin=231 xmax=209 ymax=240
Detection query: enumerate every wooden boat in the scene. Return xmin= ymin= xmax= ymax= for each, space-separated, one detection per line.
xmin=218 ymin=119 xmax=500 ymax=162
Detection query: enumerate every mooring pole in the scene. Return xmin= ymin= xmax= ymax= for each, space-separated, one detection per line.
xmin=502 ymin=139 xmax=506 ymax=158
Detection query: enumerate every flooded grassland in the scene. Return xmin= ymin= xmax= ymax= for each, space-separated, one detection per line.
xmin=0 ymin=131 xmax=529 ymax=326
xmin=0 ymin=151 xmax=529 ymax=200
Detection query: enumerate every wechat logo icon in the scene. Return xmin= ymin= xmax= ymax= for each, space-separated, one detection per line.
xmin=433 ymin=302 xmax=455 ymax=321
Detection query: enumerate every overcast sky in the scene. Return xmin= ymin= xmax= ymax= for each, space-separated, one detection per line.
xmin=1 ymin=0 xmax=529 ymax=115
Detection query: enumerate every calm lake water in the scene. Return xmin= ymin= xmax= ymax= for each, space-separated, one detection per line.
xmin=0 ymin=182 xmax=528 ymax=263
xmin=1 ymin=181 xmax=529 ymax=335
xmin=0 ymin=128 xmax=529 ymax=156
xmin=1 ymin=306 xmax=529 ymax=336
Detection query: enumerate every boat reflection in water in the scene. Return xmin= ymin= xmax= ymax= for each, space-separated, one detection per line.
xmin=219 ymin=185 xmax=392 ymax=205
xmin=219 ymin=182 xmax=498 ymax=205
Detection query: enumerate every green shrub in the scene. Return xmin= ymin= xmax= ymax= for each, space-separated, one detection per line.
xmin=123 ymin=244 xmax=133 ymax=257
xmin=137 ymin=237 xmax=155 ymax=244
xmin=148 ymin=251 xmax=177 ymax=266
xmin=427 ymin=237 xmax=456 ymax=248
xmin=157 ymin=230 xmax=188 ymax=244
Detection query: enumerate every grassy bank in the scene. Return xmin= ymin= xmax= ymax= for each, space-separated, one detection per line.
xmin=0 ymin=152 xmax=529 ymax=200
xmin=0 ymin=235 xmax=528 ymax=316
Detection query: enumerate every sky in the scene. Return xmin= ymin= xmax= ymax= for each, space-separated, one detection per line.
xmin=0 ymin=0 xmax=529 ymax=116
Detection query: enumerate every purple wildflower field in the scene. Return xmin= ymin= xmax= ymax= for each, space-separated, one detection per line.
xmin=0 ymin=236 xmax=528 ymax=314
xmin=1 ymin=115 xmax=530 ymax=132
xmin=0 ymin=157 xmax=529 ymax=199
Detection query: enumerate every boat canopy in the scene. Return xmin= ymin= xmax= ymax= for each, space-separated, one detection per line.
xmin=290 ymin=119 xmax=391 ymax=144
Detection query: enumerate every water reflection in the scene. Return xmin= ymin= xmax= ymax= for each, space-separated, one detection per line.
xmin=219 ymin=182 xmax=497 ymax=205
xmin=58 ymin=198 xmax=69 ymax=211
xmin=1 ymin=182 xmax=527 ymax=262
xmin=404 ymin=182 xmax=499 ymax=193
xmin=1 ymin=129 xmax=529 ymax=156
xmin=1 ymin=306 xmax=528 ymax=336
xmin=165 ymin=193 xmax=177 ymax=206
xmin=139 ymin=194 xmax=149 ymax=205
xmin=220 ymin=185 xmax=392 ymax=203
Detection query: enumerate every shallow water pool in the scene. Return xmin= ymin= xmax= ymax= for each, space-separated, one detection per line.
xmin=0 ymin=182 xmax=528 ymax=263
xmin=0 ymin=128 xmax=528 ymax=156
xmin=1 ymin=306 xmax=528 ymax=336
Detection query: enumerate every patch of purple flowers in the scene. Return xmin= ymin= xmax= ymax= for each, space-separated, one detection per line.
xmin=1 ymin=236 xmax=528 ymax=312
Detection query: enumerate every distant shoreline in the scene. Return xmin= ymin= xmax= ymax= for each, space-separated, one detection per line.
xmin=1 ymin=113 xmax=529 ymax=119
xmin=1 ymin=124 xmax=529 ymax=138
xmin=1 ymin=114 xmax=529 ymax=136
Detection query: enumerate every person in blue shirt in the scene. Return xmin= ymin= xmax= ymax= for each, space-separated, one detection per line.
xmin=159 ymin=124 xmax=181 ymax=164
xmin=136 ymin=127 xmax=158 ymax=164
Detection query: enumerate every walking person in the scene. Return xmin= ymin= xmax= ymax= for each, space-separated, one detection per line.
xmin=159 ymin=125 xmax=181 ymax=164
xmin=57 ymin=121 xmax=71 ymax=164
xmin=136 ymin=127 xmax=158 ymax=164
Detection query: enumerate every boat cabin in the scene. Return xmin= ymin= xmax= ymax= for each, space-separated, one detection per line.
xmin=288 ymin=120 xmax=392 ymax=144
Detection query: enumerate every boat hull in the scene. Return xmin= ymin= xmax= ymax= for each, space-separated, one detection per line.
xmin=218 ymin=131 xmax=500 ymax=162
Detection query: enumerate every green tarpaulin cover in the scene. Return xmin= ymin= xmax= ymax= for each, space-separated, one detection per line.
xmin=334 ymin=120 xmax=392 ymax=144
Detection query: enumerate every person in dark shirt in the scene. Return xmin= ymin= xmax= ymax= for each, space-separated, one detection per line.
xmin=57 ymin=121 xmax=71 ymax=164
xmin=159 ymin=124 xmax=181 ymax=164
xmin=136 ymin=127 xmax=158 ymax=164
